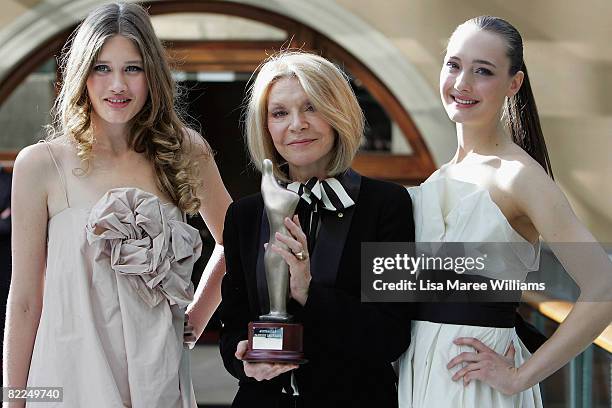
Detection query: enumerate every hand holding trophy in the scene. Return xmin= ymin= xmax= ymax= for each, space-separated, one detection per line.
xmin=242 ymin=159 xmax=307 ymax=364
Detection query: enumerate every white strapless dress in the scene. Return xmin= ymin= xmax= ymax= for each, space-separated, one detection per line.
xmin=397 ymin=174 xmax=543 ymax=408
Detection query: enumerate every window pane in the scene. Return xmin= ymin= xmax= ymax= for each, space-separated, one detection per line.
xmin=0 ymin=58 xmax=56 ymax=150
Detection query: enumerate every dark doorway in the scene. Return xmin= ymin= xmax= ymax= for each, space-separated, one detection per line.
xmin=182 ymin=77 xmax=261 ymax=200
xmin=182 ymin=76 xmax=260 ymax=341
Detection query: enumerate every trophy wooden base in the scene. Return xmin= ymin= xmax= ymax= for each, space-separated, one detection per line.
xmin=243 ymin=321 xmax=307 ymax=364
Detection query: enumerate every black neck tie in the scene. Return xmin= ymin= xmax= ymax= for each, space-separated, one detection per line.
xmin=295 ymin=178 xmax=320 ymax=254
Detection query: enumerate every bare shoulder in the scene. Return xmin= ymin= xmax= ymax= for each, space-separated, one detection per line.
xmin=15 ymin=137 xmax=77 ymax=176
xmin=13 ymin=142 xmax=55 ymax=180
xmin=498 ymin=145 xmax=562 ymax=210
xmin=12 ymin=142 xmax=58 ymax=211
xmin=498 ymin=144 xmax=548 ymax=183
xmin=182 ymin=127 xmax=213 ymax=159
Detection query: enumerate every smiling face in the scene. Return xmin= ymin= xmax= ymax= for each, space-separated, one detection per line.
xmin=86 ymin=35 xmax=148 ymax=131
xmin=440 ymin=25 xmax=523 ymax=127
xmin=266 ymin=76 xmax=336 ymax=181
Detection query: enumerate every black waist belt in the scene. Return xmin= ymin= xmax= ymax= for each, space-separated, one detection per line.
xmin=414 ymin=302 xmax=518 ymax=328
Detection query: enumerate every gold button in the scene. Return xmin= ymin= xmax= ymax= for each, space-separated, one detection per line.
xmin=338 ymin=212 xmax=344 ymax=218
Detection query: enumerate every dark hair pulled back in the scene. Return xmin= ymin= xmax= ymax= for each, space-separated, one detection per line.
xmin=467 ymin=16 xmax=554 ymax=178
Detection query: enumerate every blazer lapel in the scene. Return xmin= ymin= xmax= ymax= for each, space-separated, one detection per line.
xmin=310 ymin=169 xmax=362 ymax=286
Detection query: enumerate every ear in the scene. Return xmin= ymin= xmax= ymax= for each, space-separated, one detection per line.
xmin=507 ymin=71 xmax=524 ymax=98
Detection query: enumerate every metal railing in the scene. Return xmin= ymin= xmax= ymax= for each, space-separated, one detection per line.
xmin=524 ymin=291 xmax=611 ymax=407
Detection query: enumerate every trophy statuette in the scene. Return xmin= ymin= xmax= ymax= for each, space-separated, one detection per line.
xmin=242 ymin=159 xmax=307 ymax=364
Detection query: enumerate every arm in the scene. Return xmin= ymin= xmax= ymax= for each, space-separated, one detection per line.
xmin=510 ymin=167 xmax=612 ymax=390
xmin=217 ymin=203 xmax=254 ymax=382
xmin=183 ymin=130 xmax=232 ymax=339
xmin=450 ymin=165 xmax=612 ymax=393
xmin=3 ymin=145 xmax=50 ymax=405
xmin=273 ymin=186 xmax=414 ymax=363
xmin=514 ymin=313 xmax=547 ymax=353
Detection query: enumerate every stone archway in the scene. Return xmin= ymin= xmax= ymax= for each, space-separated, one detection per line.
xmin=0 ymin=0 xmax=454 ymax=168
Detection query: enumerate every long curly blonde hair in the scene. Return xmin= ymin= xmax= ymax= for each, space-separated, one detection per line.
xmin=47 ymin=2 xmax=207 ymax=214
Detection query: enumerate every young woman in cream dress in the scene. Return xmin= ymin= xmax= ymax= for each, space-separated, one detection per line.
xmin=398 ymin=16 xmax=612 ymax=408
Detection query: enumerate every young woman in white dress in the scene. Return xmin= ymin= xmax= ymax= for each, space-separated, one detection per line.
xmin=398 ymin=15 xmax=612 ymax=407
xmin=3 ymin=3 xmax=231 ymax=407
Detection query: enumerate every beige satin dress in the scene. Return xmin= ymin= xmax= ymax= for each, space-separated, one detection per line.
xmin=27 ymin=143 xmax=201 ymax=407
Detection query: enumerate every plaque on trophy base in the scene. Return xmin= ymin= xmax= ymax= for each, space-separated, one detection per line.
xmin=243 ymin=321 xmax=306 ymax=364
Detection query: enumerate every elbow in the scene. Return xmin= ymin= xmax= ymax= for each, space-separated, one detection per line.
xmin=578 ymin=282 xmax=612 ymax=302
xmin=6 ymin=295 xmax=43 ymax=322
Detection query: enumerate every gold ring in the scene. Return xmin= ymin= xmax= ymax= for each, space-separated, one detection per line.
xmin=294 ymin=250 xmax=307 ymax=261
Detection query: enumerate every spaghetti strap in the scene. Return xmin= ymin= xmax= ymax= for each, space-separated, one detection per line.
xmin=39 ymin=140 xmax=69 ymax=207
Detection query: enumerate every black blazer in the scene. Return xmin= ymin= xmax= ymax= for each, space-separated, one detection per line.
xmin=219 ymin=171 xmax=414 ymax=408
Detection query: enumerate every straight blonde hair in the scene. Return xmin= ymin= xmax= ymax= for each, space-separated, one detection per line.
xmin=245 ymin=51 xmax=364 ymax=182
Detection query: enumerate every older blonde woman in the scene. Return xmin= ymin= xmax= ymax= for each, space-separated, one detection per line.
xmin=3 ymin=3 xmax=231 ymax=407
xmin=218 ymin=51 xmax=414 ymax=408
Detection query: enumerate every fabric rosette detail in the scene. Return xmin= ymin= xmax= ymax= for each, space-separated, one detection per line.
xmin=86 ymin=188 xmax=202 ymax=309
